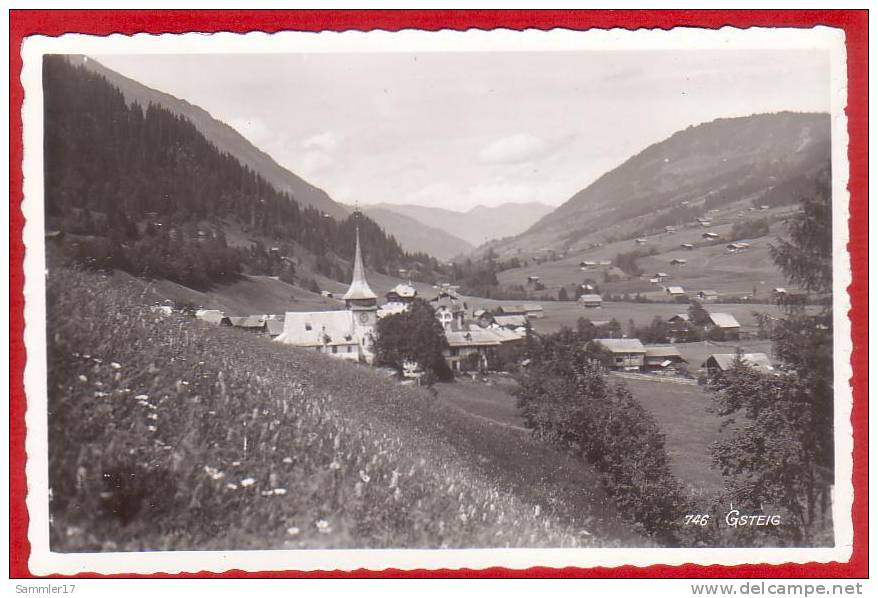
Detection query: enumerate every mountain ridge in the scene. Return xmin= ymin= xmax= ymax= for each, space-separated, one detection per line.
xmin=76 ymin=55 xmax=349 ymax=220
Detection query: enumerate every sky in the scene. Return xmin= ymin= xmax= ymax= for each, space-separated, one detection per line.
xmin=95 ymin=49 xmax=830 ymax=212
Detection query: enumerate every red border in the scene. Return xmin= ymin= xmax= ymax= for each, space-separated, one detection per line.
xmin=9 ymin=9 xmax=868 ymax=579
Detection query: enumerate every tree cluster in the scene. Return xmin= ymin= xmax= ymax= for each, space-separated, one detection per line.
xmin=373 ymin=299 xmax=452 ymax=384
xmin=43 ymin=56 xmax=436 ymax=288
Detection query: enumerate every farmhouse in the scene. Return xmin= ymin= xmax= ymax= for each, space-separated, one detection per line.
xmin=195 ymin=309 xmax=224 ymax=325
xmin=708 ymin=312 xmax=741 ymax=340
xmin=670 ymin=258 xmax=687 ymax=266
xmin=635 ymin=238 xmax=648 ymax=245
xmin=526 ymin=275 xmax=541 ymax=285
xmin=665 ymin=285 xmax=686 ymax=297
xmin=702 ymin=232 xmax=720 ymax=240
xmin=643 ymin=345 xmax=687 ymax=371
xmin=580 ymin=260 xmax=598 ymax=269
xmin=579 ymin=294 xmax=603 ymax=308
xmin=703 ymin=353 xmax=774 ymax=375
xmin=665 ymin=226 xmax=677 ymax=233
xmin=726 ymin=242 xmax=751 ymax=253
xmin=496 ymin=303 xmax=544 ymax=319
xmin=275 ymin=219 xmax=378 ymax=363
xmin=680 ymin=243 xmax=694 ymax=250
xmin=493 ymin=314 xmax=529 ymax=331
xmin=697 ymin=289 xmax=719 ymax=302
xmin=591 ymin=338 xmax=646 ymax=371
xmin=667 ymin=313 xmax=690 ymax=335
xmin=654 ymin=272 xmax=671 ymax=282
xmin=444 ymin=329 xmax=502 ymax=373
xmin=227 ymin=315 xmax=268 ymax=334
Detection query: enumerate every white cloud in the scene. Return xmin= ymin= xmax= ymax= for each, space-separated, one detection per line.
xmin=303 ymin=131 xmax=340 ymax=152
xmin=299 ymin=150 xmax=334 ymax=176
xmin=478 ymin=133 xmax=548 ymax=164
xmin=228 ymin=116 xmax=270 ymax=146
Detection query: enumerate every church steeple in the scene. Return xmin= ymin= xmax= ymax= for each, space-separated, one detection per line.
xmin=343 ymin=208 xmax=377 ymax=308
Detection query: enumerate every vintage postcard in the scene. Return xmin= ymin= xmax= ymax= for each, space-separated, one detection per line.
xmin=14 ymin=19 xmax=860 ymax=577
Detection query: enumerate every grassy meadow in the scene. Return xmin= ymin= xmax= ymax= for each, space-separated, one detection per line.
xmin=46 ymin=267 xmax=641 ymax=551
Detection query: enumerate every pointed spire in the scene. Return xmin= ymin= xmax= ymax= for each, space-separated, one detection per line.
xmin=343 ymin=207 xmax=377 ymax=303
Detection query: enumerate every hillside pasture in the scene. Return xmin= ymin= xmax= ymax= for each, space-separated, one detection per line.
xmin=612 ymin=375 xmax=725 ymax=495
xmin=46 ymin=267 xmax=640 ymax=552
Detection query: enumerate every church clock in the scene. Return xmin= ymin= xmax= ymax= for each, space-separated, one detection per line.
xmin=358 ymin=312 xmax=370 ymax=324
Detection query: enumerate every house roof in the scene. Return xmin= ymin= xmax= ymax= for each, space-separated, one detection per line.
xmin=473 ymin=309 xmax=488 ymax=318
xmin=195 ymin=309 xmax=225 ymax=325
xmin=668 ymin=313 xmax=690 ymax=322
xmin=489 ymin=327 xmax=526 ymax=343
xmin=699 ymin=289 xmax=719 ymax=296
xmin=493 ymin=314 xmax=528 ymax=328
xmin=709 ymin=312 xmax=741 ymax=328
xmin=644 ymin=345 xmax=685 ymax=360
xmin=666 ymin=286 xmax=686 ymax=294
xmin=704 ymin=353 xmax=773 ymax=372
xmin=593 ymin=338 xmax=646 ymax=354
xmin=227 ymin=315 xmax=267 ymax=328
xmin=275 ymin=311 xmax=357 ymax=347
xmin=387 ymin=283 xmax=416 ymax=298
xmin=445 ymin=329 xmax=503 ymax=348
xmin=579 ymin=294 xmax=602 ymax=302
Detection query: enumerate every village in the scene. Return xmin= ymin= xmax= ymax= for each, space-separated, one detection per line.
xmin=186 ymin=220 xmax=784 ymax=387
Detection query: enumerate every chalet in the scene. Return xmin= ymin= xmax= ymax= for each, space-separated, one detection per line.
xmin=597 ymin=260 xmax=613 ymax=267
xmin=320 ymin=290 xmax=335 ymax=298
xmin=772 ymin=288 xmax=788 ymax=300
xmin=727 ymin=242 xmax=751 ymax=253
xmin=655 ymin=272 xmax=671 ymax=282
xmin=591 ymin=338 xmax=646 ymax=371
xmin=665 ymin=226 xmax=677 ymax=233
xmin=708 ymin=312 xmax=741 ymax=340
xmin=444 ymin=329 xmax=502 ymax=373
xmin=703 ymin=353 xmax=774 ymax=375
xmin=430 ymin=291 xmax=466 ymax=331
xmin=579 ymin=294 xmax=603 ymax=308
xmin=195 ymin=309 xmax=225 ymax=325
xmin=227 ymin=315 xmax=268 ymax=334
xmin=670 ymin=258 xmax=687 ymax=266
xmin=386 ymin=282 xmax=417 ymax=304
xmin=697 ymin=289 xmax=719 ymax=302
xmin=680 ymin=243 xmax=694 ymax=250
xmin=635 ymin=238 xmax=648 ymax=245
xmin=702 ymin=232 xmax=720 ymax=240
xmin=580 ymin=260 xmax=598 ymax=269
xmin=496 ymin=304 xmax=544 ymax=319
xmin=493 ymin=314 xmax=529 ymax=331
xmin=643 ymin=345 xmax=687 ymax=370
xmin=699 ymin=220 xmax=713 ymax=227
xmin=649 ymin=278 xmax=660 ymax=284
xmin=526 ymin=275 xmax=541 ymax=285
xmin=665 ymin=286 xmax=686 ymax=297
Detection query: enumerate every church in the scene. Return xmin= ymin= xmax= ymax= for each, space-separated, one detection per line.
xmin=274 ymin=219 xmax=379 ymax=364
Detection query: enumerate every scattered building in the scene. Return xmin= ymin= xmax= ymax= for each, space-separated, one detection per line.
xmin=708 ymin=312 xmax=741 ymax=340
xmin=579 ymin=294 xmax=603 ymax=308
xmin=703 ymin=353 xmax=774 ymax=375
xmin=667 ymin=313 xmax=690 ymax=335
xmin=444 ymin=329 xmax=503 ymax=373
xmin=496 ymin=304 xmax=544 ymax=319
xmin=643 ymin=345 xmax=687 ymax=370
xmin=654 ymin=272 xmax=671 ymax=282
xmin=666 ymin=286 xmax=686 ymax=297
xmin=195 ymin=309 xmax=225 ymax=325
xmin=670 ymin=258 xmax=687 ymax=266
xmin=493 ymin=314 xmax=529 ymax=331
xmin=665 ymin=226 xmax=677 ymax=233
xmin=431 ymin=290 xmax=466 ymax=331
xmin=727 ymin=242 xmax=751 ymax=253
xmin=702 ymin=232 xmax=720 ymax=240
xmin=592 ymin=338 xmax=646 ymax=371
xmin=697 ymin=290 xmax=719 ymax=302
xmin=227 ymin=315 xmax=268 ymax=334
xmin=385 ymin=282 xmax=417 ymax=304
xmin=680 ymin=243 xmax=694 ymax=250
xmin=635 ymin=238 xmax=648 ymax=245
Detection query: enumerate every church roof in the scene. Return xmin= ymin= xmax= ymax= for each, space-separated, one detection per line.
xmin=343 ymin=227 xmax=377 ymax=302
xmin=275 ymin=311 xmax=357 ymax=347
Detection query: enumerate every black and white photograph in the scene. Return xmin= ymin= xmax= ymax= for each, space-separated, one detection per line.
xmin=20 ymin=25 xmax=853 ymax=574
